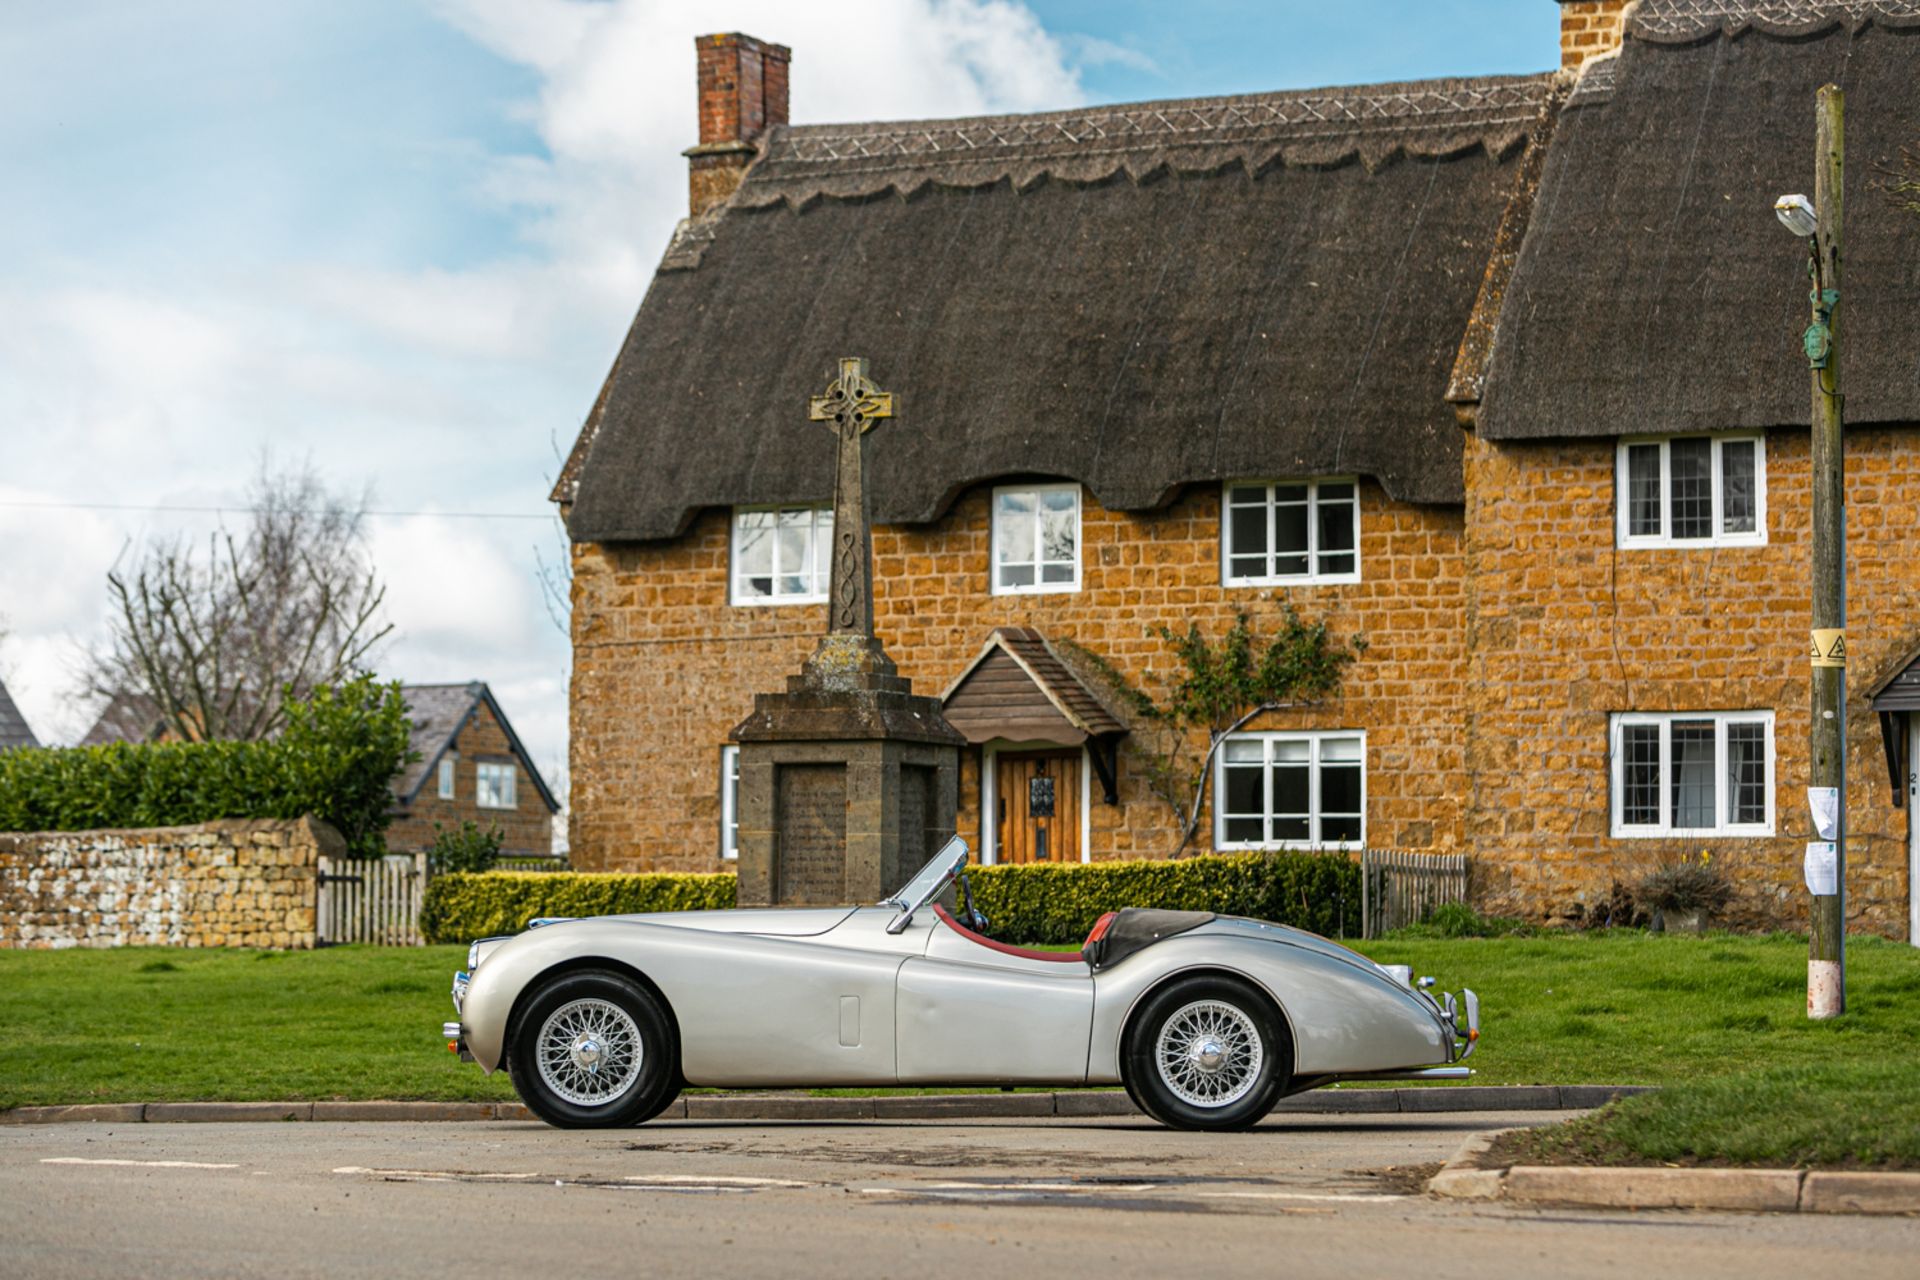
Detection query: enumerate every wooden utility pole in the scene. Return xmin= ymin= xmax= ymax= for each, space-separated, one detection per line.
xmin=1807 ymin=85 xmax=1846 ymax=1020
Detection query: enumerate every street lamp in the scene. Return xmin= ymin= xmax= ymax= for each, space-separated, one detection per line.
xmin=1774 ymin=193 xmax=1817 ymax=237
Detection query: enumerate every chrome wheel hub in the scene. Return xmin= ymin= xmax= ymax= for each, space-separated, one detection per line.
xmin=535 ymin=998 xmax=643 ymax=1108
xmin=1154 ymin=999 xmax=1262 ymax=1108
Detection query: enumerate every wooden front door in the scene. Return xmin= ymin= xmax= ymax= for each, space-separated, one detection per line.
xmin=995 ymin=750 xmax=1081 ymax=864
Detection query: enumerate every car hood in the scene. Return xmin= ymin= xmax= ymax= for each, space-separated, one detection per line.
xmin=599 ymin=907 xmax=856 ymax=937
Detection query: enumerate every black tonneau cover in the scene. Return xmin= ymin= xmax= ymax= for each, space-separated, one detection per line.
xmin=1083 ymin=908 xmax=1216 ymax=971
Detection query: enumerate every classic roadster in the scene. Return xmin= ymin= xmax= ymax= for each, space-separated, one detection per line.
xmin=443 ymin=838 xmax=1478 ymax=1131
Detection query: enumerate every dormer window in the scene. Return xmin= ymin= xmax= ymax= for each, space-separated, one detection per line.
xmin=991 ymin=484 xmax=1081 ymax=595
xmin=731 ymin=506 xmax=833 ymax=605
xmin=1222 ymin=480 xmax=1359 ymax=585
xmin=1617 ymin=436 xmax=1766 ymax=547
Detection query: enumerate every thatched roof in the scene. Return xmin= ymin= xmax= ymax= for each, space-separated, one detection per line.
xmin=1476 ymin=1 xmax=1920 ymax=441
xmin=560 ymin=73 xmax=1557 ymax=541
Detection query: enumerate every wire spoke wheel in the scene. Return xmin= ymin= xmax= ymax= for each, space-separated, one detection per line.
xmin=534 ymin=997 xmax=644 ymax=1108
xmin=1153 ymin=998 xmax=1263 ymax=1109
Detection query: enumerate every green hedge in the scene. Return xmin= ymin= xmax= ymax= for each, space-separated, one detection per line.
xmin=968 ymin=851 xmax=1359 ymax=944
xmin=421 ymin=872 xmax=737 ymax=943
xmin=420 ymin=851 xmax=1357 ymax=945
xmin=0 ymin=677 xmax=414 ymax=858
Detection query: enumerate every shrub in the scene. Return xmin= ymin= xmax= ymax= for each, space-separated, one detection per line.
xmin=429 ymin=821 xmax=504 ymax=874
xmin=0 ymin=676 xmax=415 ymax=858
xmin=1635 ymin=856 xmax=1735 ymax=916
xmin=967 ymin=851 xmax=1360 ymax=945
xmin=1389 ymin=902 xmax=1537 ymax=939
xmin=421 ymin=872 xmax=737 ymax=943
xmin=418 ymin=851 xmax=1360 ymax=945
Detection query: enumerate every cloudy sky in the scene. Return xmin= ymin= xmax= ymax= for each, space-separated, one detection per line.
xmin=0 ymin=0 xmax=1558 ymax=818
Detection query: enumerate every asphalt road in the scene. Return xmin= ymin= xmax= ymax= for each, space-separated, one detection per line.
xmin=3 ymin=1113 xmax=1915 ymax=1279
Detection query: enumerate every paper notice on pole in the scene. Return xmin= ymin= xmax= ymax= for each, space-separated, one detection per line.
xmin=1804 ymin=842 xmax=1838 ymax=896
xmin=1807 ymin=787 xmax=1840 ymax=840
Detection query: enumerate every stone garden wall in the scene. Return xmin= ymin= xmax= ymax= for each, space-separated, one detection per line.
xmin=0 ymin=818 xmax=339 ymax=949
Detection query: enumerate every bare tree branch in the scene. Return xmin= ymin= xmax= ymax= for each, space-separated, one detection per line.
xmin=82 ymin=459 xmax=392 ymax=741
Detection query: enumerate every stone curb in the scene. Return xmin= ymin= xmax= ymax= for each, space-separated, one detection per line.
xmin=0 ymin=1084 xmax=1631 ymax=1128
xmin=1428 ymin=1133 xmax=1920 ymax=1217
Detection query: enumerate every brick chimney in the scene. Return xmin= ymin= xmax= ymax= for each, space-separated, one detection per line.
xmin=1555 ymin=1 xmax=1631 ymax=72
xmin=685 ymin=32 xmax=791 ymax=218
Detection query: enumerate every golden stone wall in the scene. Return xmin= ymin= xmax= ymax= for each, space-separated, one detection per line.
xmin=567 ymin=481 xmax=1469 ymax=873
xmin=1463 ymin=428 xmax=1920 ymax=932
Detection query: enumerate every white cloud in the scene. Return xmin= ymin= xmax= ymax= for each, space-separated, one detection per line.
xmin=0 ymin=0 xmax=1083 ymax=789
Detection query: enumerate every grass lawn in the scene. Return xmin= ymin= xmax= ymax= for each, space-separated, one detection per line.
xmin=3 ymin=932 xmax=1916 ymax=1162
xmin=0 ymin=946 xmax=517 ymax=1109
xmin=1364 ymin=932 xmax=1920 ymax=1169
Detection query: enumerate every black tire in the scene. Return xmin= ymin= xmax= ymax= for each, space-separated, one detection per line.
xmin=507 ymin=970 xmax=681 ymax=1129
xmin=1121 ymin=974 xmax=1290 ymax=1132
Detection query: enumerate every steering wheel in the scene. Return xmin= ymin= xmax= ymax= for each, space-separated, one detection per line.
xmin=957 ymin=871 xmax=990 ymax=934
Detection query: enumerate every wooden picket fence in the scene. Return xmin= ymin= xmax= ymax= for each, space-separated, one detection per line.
xmin=1360 ymin=849 xmax=1469 ymax=939
xmin=316 ymin=854 xmax=430 ymax=946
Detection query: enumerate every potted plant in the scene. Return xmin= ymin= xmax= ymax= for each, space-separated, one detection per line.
xmin=1635 ymin=854 xmax=1734 ymax=934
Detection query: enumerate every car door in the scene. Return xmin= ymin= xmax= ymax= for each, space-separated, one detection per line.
xmin=894 ymin=924 xmax=1095 ymax=1084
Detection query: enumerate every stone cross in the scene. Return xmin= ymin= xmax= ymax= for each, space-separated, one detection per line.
xmin=808 ymin=357 xmax=893 ymax=637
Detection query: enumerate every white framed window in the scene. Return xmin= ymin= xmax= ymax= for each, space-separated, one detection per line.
xmin=1222 ymin=479 xmax=1360 ymax=585
xmin=436 ymin=756 xmax=456 ymax=800
xmin=1214 ymin=731 xmax=1365 ymax=850
xmin=1610 ymin=712 xmax=1775 ymax=837
xmin=475 ymin=761 xmax=517 ymax=810
xmin=1616 ymin=436 xmax=1766 ymax=548
xmin=720 ymin=745 xmax=740 ymax=860
xmin=991 ymin=484 xmax=1081 ymax=594
xmin=731 ymin=505 xmax=833 ymax=605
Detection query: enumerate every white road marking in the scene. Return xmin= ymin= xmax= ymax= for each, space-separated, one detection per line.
xmin=622 ymin=1175 xmax=808 ymax=1188
xmin=1196 ymin=1190 xmax=1411 ymax=1203
xmin=331 ymin=1167 xmax=537 ymax=1181
xmin=41 ymin=1158 xmax=240 ymax=1170
xmin=330 ymin=1167 xmax=808 ymax=1190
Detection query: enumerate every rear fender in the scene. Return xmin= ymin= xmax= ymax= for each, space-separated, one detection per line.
xmin=1087 ymin=935 xmax=1451 ymax=1083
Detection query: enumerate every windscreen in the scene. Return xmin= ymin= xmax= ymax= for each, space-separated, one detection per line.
xmin=881 ymin=835 xmax=969 ymax=911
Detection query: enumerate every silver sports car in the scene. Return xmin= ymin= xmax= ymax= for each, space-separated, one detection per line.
xmin=442 ymin=837 xmax=1479 ymax=1131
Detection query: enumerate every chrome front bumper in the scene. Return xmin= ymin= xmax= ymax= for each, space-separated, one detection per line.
xmin=1442 ymin=988 xmax=1481 ymax=1061
xmin=444 ymin=970 xmax=474 ymax=1062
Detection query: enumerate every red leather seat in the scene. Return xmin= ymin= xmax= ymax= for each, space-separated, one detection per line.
xmin=932 ymin=904 xmax=1091 ymax=963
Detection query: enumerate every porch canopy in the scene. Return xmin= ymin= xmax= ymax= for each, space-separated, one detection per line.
xmin=940 ymin=628 xmax=1128 ymax=803
xmin=1869 ymin=639 xmax=1920 ymax=807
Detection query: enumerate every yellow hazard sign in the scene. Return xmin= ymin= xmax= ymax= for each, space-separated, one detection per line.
xmin=1811 ymin=628 xmax=1847 ymax=668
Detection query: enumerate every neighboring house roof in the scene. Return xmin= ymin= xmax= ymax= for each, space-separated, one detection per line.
xmin=557 ymin=71 xmax=1560 ymax=539
xmin=79 ymin=692 xmax=166 ymax=746
xmin=1477 ymin=0 xmax=1920 ymax=441
xmin=941 ymin=627 xmax=1128 ymax=746
xmin=394 ymin=682 xmax=561 ymax=814
xmin=0 ymin=678 xmax=39 ymax=751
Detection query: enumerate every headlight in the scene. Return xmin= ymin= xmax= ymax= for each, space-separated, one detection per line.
xmin=466 ymin=941 xmax=482 ymax=970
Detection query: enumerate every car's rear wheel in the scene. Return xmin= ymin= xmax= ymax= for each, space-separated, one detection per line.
xmin=1122 ymin=975 xmax=1289 ymax=1132
xmin=508 ymin=970 xmax=680 ymax=1128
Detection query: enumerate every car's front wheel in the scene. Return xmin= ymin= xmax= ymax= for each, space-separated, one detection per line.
xmin=1122 ymin=975 xmax=1289 ymax=1131
xmin=507 ymin=970 xmax=681 ymax=1128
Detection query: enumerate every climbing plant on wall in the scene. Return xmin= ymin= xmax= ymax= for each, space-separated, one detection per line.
xmin=1069 ymin=608 xmax=1365 ymax=856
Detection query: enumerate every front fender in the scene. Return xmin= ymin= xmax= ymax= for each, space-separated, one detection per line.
xmin=458 ymin=917 xmax=908 ymax=1087
xmin=1086 ymin=934 xmax=1452 ymax=1083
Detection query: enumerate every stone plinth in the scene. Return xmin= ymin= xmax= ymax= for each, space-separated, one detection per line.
xmin=731 ymin=634 xmax=963 ymax=907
